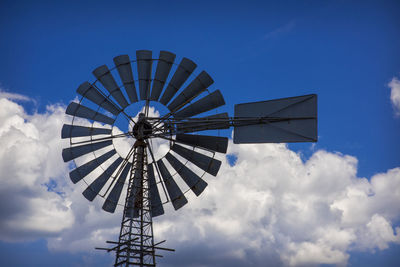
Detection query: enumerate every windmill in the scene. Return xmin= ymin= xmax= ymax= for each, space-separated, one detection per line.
xmin=62 ymin=50 xmax=317 ymax=266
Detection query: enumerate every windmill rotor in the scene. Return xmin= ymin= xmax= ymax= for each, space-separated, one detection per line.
xmin=61 ymin=50 xmax=318 ymax=266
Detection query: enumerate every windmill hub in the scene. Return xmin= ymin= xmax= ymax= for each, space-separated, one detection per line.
xmin=131 ymin=113 xmax=152 ymax=140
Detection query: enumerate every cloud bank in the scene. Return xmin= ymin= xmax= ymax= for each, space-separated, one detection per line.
xmin=0 ymin=97 xmax=72 ymax=241
xmin=0 ymin=95 xmax=400 ymax=266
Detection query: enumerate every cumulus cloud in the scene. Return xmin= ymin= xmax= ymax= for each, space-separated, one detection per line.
xmin=152 ymin=145 xmax=400 ymax=267
xmin=389 ymin=77 xmax=400 ymax=116
xmin=0 ymin=97 xmax=73 ymax=241
xmin=1 ymin=94 xmax=400 ymax=266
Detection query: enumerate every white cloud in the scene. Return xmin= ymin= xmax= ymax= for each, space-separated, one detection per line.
xmin=152 ymin=146 xmax=400 ymax=266
xmin=0 ymin=90 xmax=34 ymax=103
xmin=1 ymin=94 xmax=400 ymax=266
xmin=0 ymin=97 xmax=73 ymax=241
xmin=389 ymin=77 xmax=400 ymax=116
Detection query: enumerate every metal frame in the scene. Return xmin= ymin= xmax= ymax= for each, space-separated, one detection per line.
xmin=96 ymin=142 xmax=174 ymax=267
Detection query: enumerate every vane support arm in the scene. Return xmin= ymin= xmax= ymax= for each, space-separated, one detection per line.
xmin=147 ymin=115 xmax=316 ymax=136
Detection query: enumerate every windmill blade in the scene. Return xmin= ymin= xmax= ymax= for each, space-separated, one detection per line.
xmin=66 ymin=102 xmax=115 ymax=125
xmin=159 ymin=58 xmax=197 ymax=105
xmin=157 ymin=159 xmax=188 ymax=210
xmin=82 ymin=157 xmax=123 ymax=201
xmin=61 ymin=124 xmax=112 ymax=138
xmin=167 ymin=71 xmax=214 ymax=112
xmin=147 ymin=163 xmax=164 ymax=217
xmin=176 ymin=112 xmax=230 ymax=133
xmin=102 ymin=162 xmax=132 ymax=213
xmin=150 ymin=51 xmax=176 ymax=101
xmin=62 ymin=140 xmax=112 ymax=162
xmin=70 ymin=149 xmax=116 ymax=184
xmin=175 ymin=134 xmax=228 ymax=153
xmin=113 ymin=55 xmax=138 ymax=103
xmin=165 ymin=153 xmax=207 ymax=196
xmin=93 ymin=65 xmax=129 ymax=109
xmin=136 ymin=50 xmax=153 ymax=100
xmin=171 ymin=144 xmax=221 ymax=176
xmin=77 ymin=82 xmax=121 ymax=115
xmin=233 ymin=94 xmax=318 ymax=143
xmin=173 ymin=90 xmax=225 ymax=118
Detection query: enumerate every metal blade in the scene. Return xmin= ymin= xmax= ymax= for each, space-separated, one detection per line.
xmin=66 ymin=102 xmax=115 ymax=125
xmin=165 ymin=153 xmax=207 ymax=196
xmin=61 ymin=124 xmax=111 ymax=138
xmin=156 ymin=159 xmax=188 ymax=210
xmin=93 ymin=65 xmax=129 ymax=109
xmin=62 ymin=140 xmax=112 ymax=162
xmin=175 ymin=134 xmax=228 ymax=153
xmin=113 ymin=55 xmax=138 ymax=103
xmin=136 ymin=50 xmax=153 ymax=100
xmin=102 ymin=162 xmax=132 ymax=213
xmin=234 ymin=94 xmax=318 ymax=143
xmin=147 ymin=163 xmax=164 ymax=217
xmin=167 ymin=71 xmax=214 ymax=112
xmin=82 ymin=157 xmax=123 ymax=201
xmin=70 ymin=149 xmax=116 ymax=184
xmin=171 ymin=144 xmax=221 ymax=176
xmin=159 ymin=58 xmax=197 ymax=105
xmin=176 ymin=112 xmax=230 ymax=133
xmin=150 ymin=51 xmax=176 ymax=101
xmin=77 ymin=82 xmax=121 ymax=115
xmin=173 ymin=90 xmax=225 ymax=118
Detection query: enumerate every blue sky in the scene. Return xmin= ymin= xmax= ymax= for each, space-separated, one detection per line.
xmin=0 ymin=0 xmax=400 ymax=266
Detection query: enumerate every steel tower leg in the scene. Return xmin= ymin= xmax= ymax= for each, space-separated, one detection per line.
xmin=114 ymin=141 xmax=156 ymax=267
